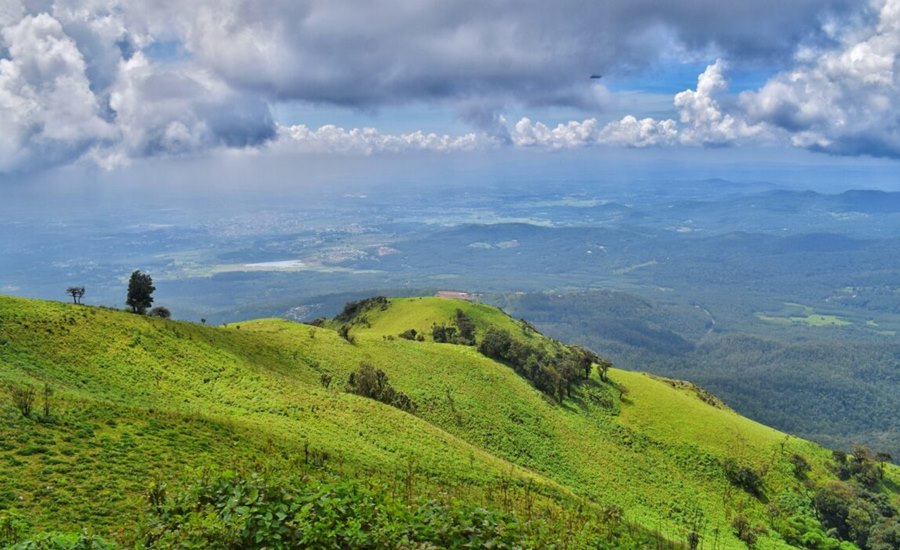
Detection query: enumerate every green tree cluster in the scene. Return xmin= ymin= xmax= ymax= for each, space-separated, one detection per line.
xmin=431 ymin=309 xmax=477 ymax=345
xmin=811 ymin=447 xmax=900 ymax=549
xmin=334 ymin=296 xmax=389 ymax=323
xmin=346 ymin=362 xmax=416 ymax=413
xmin=477 ymin=327 xmax=606 ymax=402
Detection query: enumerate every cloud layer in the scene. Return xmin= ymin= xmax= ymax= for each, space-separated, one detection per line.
xmin=0 ymin=0 xmax=898 ymax=173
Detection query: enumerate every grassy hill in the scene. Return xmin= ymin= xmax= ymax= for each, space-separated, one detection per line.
xmin=1 ymin=295 xmax=897 ymax=548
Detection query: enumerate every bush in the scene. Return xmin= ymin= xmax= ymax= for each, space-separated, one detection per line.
xmin=431 ymin=324 xmax=456 ymax=343
xmin=723 ymin=458 xmax=764 ymax=498
xmin=790 ymin=453 xmax=811 ymax=481
xmin=10 ymin=385 xmax=35 ymax=418
xmin=731 ymin=514 xmax=761 ymax=547
xmin=338 ymin=325 xmax=355 ymax=344
xmin=398 ymin=328 xmax=418 ymax=340
xmin=346 ymin=363 xmax=416 ymax=413
xmin=148 ymin=307 xmax=171 ymax=319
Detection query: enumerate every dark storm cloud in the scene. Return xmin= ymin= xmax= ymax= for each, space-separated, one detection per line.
xmin=141 ymin=0 xmax=857 ymax=108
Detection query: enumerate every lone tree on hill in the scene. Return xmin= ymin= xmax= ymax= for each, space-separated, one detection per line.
xmin=65 ymin=286 xmax=85 ymax=304
xmin=126 ymin=270 xmax=155 ymax=314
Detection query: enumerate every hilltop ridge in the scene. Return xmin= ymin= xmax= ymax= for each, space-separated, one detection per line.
xmin=0 ymin=295 xmax=898 ymax=548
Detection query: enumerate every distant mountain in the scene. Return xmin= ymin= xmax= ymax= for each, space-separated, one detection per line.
xmin=833 ymin=190 xmax=900 ymax=213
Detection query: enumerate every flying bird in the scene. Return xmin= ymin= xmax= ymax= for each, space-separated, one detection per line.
xmin=589 ymin=74 xmax=603 ymax=79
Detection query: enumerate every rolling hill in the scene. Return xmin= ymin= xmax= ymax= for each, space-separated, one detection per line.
xmin=0 ymin=295 xmax=897 ymax=548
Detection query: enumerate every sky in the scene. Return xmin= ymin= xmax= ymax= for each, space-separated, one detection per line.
xmin=1 ymin=0 xmax=899 ymax=189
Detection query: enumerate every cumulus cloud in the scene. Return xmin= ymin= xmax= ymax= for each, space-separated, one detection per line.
xmin=740 ymin=0 xmax=900 ymax=157
xmin=0 ymin=5 xmax=276 ymax=172
xmin=1 ymin=0 xmax=898 ymax=172
xmin=511 ymin=118 xmax=599 ymax=149
xmin=504 ymin=60 xmax=749 ymax=150
xmin=598 ymin=116 xmax=678 ymax=147
xmin=108 ymin=53 xmax=274 ymax=158
xmin=673 ymin=59 xmax=766 ymax=145
xmin=0 ymin=13 xmax=114 ymax=172
xmin=273 ymin=124 xmax=488 ymax=155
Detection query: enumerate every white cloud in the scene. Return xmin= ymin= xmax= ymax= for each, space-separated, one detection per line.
xmin=598 ymin=115 xmax=678 ymax=147
xmin=740 ymin=0 xmax=900 ymax=157
xmin=511 ymin=118 xmax=599 ymax=149
xmin=0 ymin=13 xmax=113 ymax=171
xmin=106 ymin=52 xmax=274 ymax=159
xmin=1 ymin=0 xmax=899 ymax=173
xmin=674 ymin=60 xmax=739 ymax=145
xmin=272 ymin=124 xmax=488 ymax=155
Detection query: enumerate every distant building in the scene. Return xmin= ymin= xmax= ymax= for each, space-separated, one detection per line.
xmin=436 ymin=290 xmax=478 ymax=302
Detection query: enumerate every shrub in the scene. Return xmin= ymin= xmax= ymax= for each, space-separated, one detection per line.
xmin=346 ymin=363 xmax=416 ymax=413
xmin=431 ymin=324 xmax=456 ymax=343
xmin=149 ymin=307 xmax=171 ymax=319
xmin=10 ymin=385 xmax=35 ymax=418
xmin=723 ymin=458 xmax=764 ymax=498
xmin=398 ymin=328 xmax=418 ymax=340
xmin=789 ymin=453 xmax=811 ymax=481
xmin=338 ymin=325 xmax=355 ymax=344
xmin=731 ymin=514 xmax=760 ymax=547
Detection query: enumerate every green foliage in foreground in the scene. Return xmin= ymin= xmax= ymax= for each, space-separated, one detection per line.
xmin=139 ymin=470 xmax=660 ymax=549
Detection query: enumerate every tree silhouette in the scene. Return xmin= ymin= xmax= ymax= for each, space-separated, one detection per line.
xmin=66 ymin=286 xmax=85 ymax=304
xmin=126 ymin=270 xmax=155 ymax=314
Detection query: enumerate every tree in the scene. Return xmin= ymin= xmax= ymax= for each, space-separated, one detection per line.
xmin=126 ymin=270 xmax=155 ymax=314
xmin=478 ymin=327 xmax=512 ymax=359
xmin=65 ymin=286 xmax=85 ymax=304
xmin=454 ymin=308 xmax=477 ymax=345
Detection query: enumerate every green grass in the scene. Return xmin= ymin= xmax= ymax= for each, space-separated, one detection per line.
xmin=1 ymin=295 xmax=897 ymax=548
xmin=756 ymin=302 xmax=853 ymax=327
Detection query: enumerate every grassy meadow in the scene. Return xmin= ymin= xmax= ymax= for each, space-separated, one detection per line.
xmin=1 ymin=295 xmax=897 ymax=548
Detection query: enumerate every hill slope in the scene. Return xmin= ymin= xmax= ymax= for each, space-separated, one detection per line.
xmin=1 ymin=295 xmax=898 ymax=548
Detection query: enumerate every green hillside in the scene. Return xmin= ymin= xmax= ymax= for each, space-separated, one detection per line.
xmin=1 ymin=295 xmax=898 ymax=548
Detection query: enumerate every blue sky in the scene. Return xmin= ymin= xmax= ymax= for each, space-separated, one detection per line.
xmin=0 ymin=0 xmax=898 ymax=188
